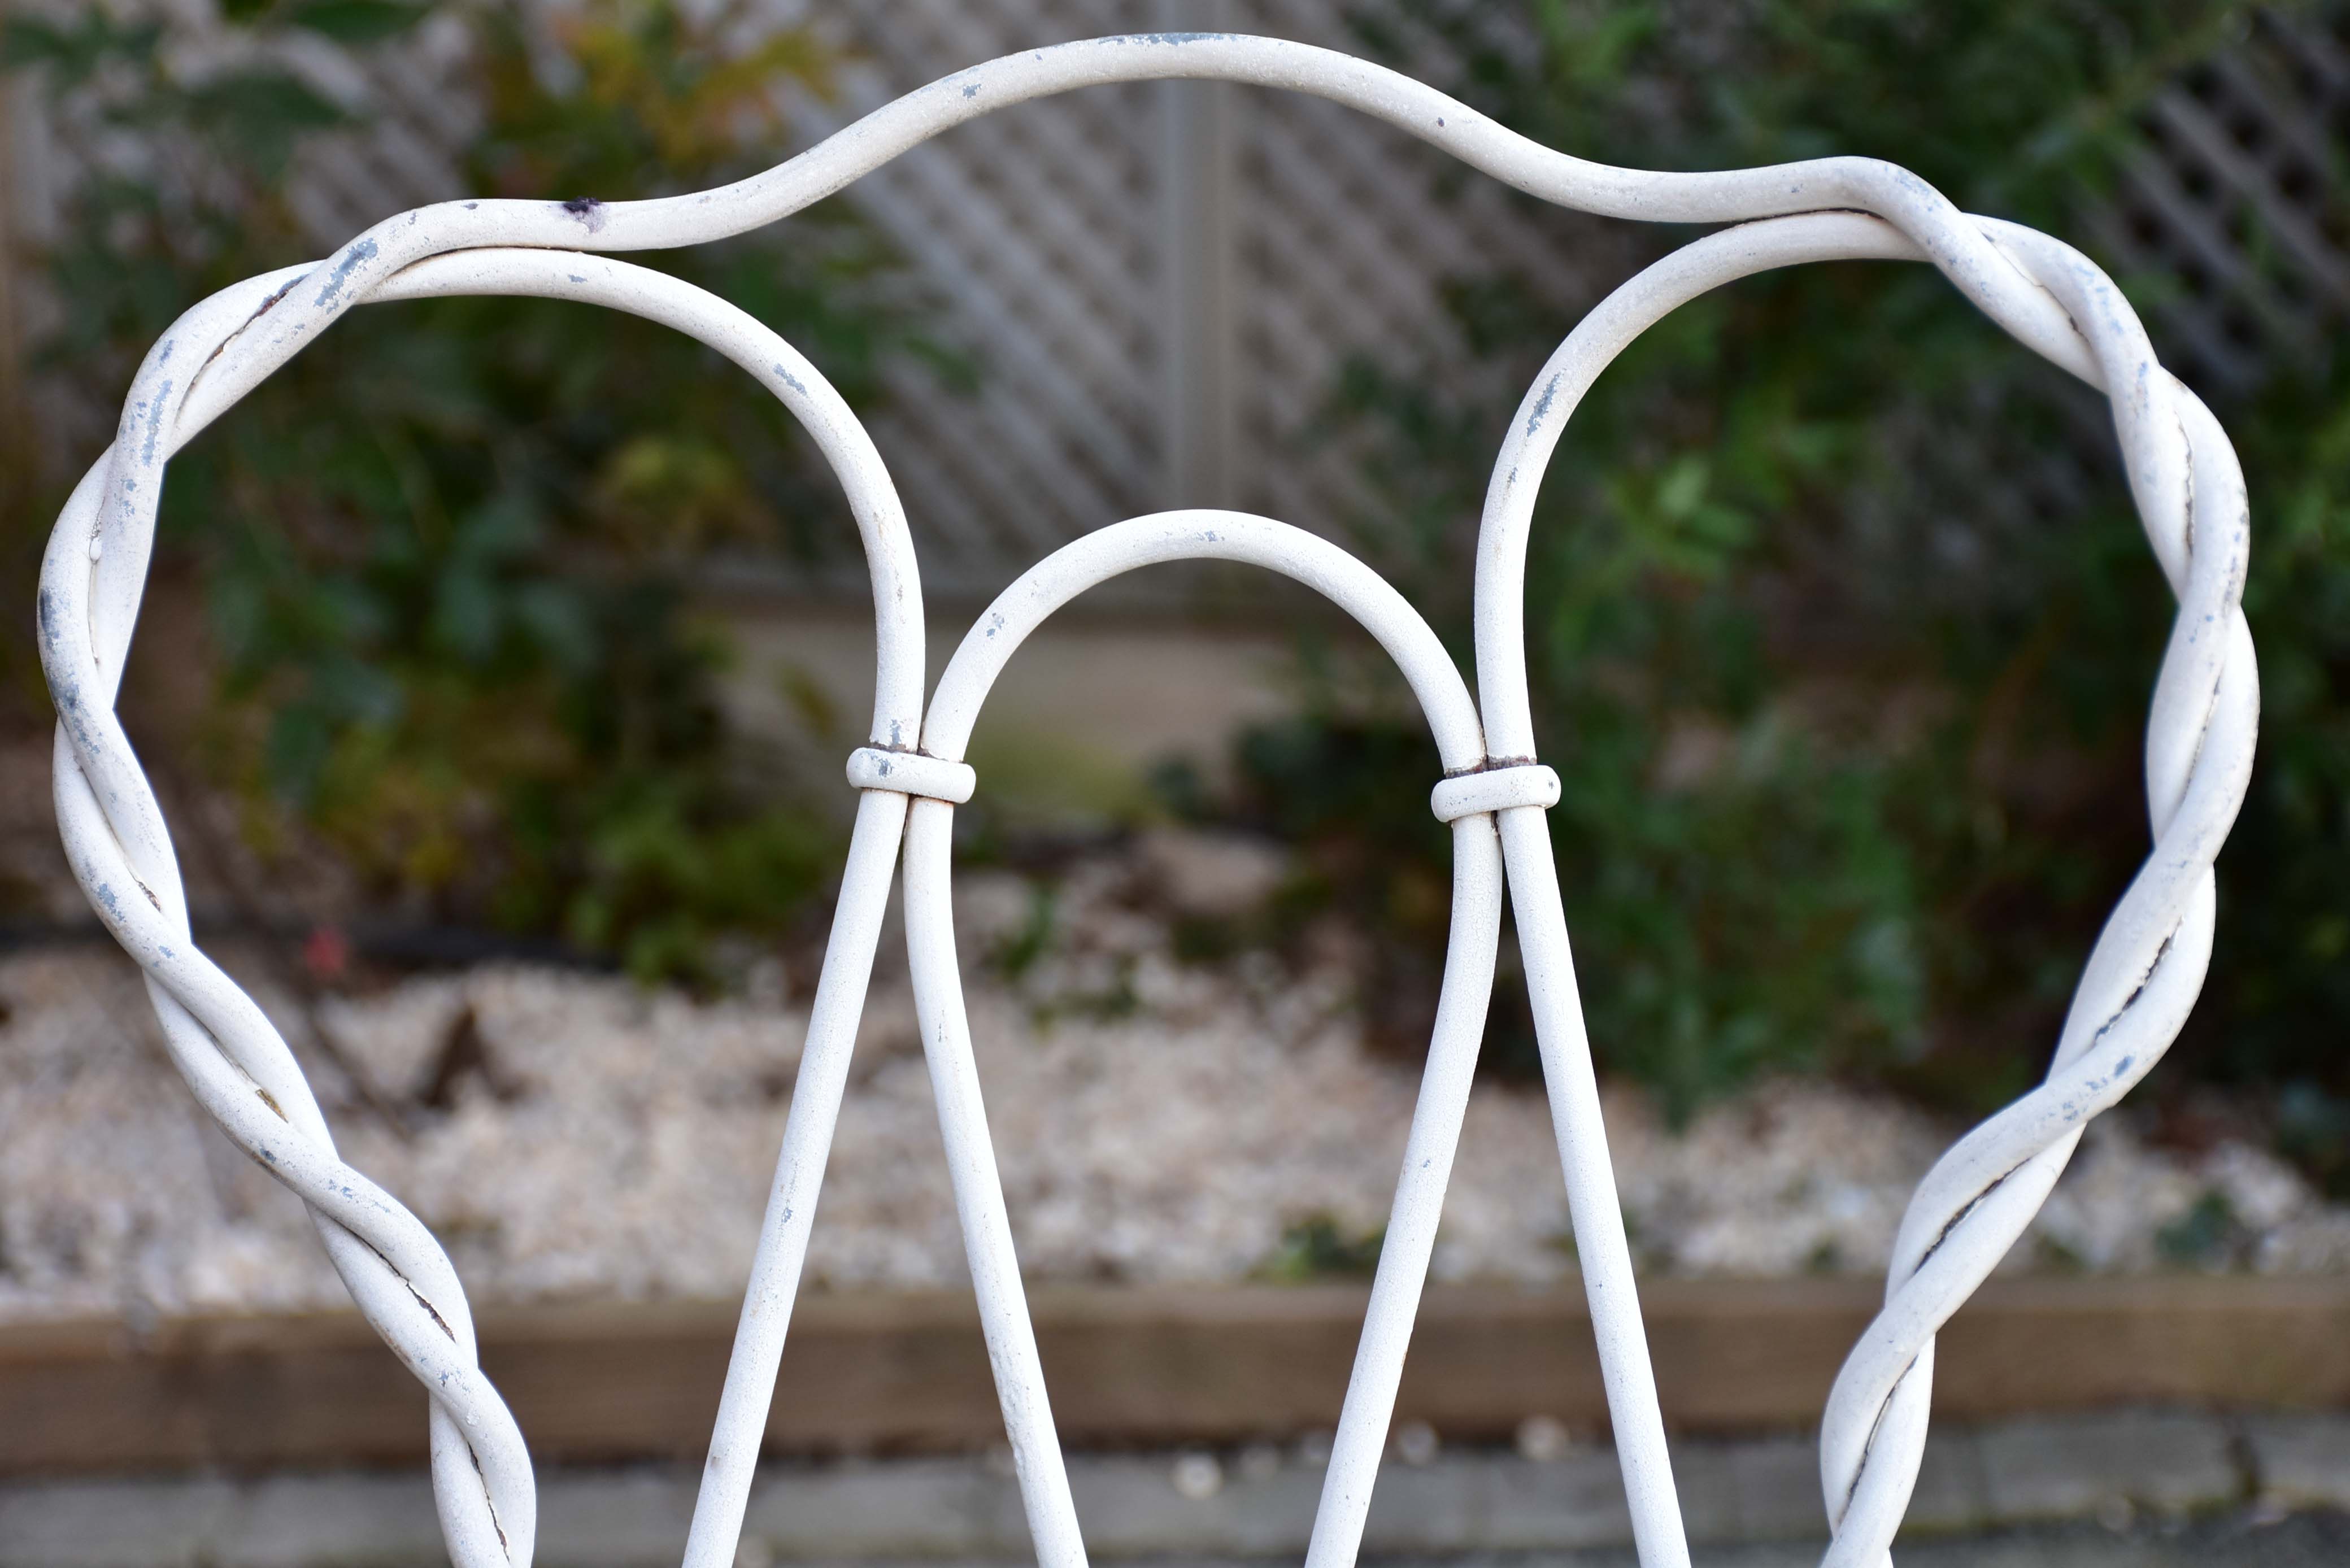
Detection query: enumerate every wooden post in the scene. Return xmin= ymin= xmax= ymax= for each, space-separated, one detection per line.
xmin=1157 ymin=0 xmax=1238 ymax=512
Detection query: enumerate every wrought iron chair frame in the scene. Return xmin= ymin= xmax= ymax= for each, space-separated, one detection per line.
xmin=37 ymin=33 xmax=2255 ymax=1568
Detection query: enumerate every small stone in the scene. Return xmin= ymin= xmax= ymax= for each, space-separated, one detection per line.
xmin=1394 ymin=1421 xmax=1439 ymax=1467
xmin=1170 ymin=1451 xmax=1223 ymax=1499
xmin=1515 ymin=1414 xmax=1572 ymax=1463
xmin=2245 ymin=1496 xmax=2295 ymax=1529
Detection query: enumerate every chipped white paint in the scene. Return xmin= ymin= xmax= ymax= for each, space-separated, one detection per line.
xmin=37 ymin=33 xmax=2254 ymax=1568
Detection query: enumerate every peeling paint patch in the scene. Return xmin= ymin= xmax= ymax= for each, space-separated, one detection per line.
xmin=771 ymin=363 xmax=807 ymax=395
xmin=141 ymin=379 xmax=173 ymax=464
xmin=563 ymin=196 xmax=607 ymax=233
xmin=1524 ymin=377 xmax=1559 ymax=437
xmin=313 ymin=239 xmax=380 ymax=308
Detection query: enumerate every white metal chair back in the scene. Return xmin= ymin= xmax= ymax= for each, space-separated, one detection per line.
xmin=36 ymin=34 xmax=2255 ymax=1568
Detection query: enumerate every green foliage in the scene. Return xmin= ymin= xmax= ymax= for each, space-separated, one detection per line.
xmin=1272 ymin=0 xmax=2331 ymax=1119
xmin=1217 ymin=716 xmax=1461 ymax=1061
xmin=991 ymin=886 xmax=1059 ymax=983
xmin=1259 ymin=1213 xmax=1386 ymax=1282
xmin=2155 ymin=1188 xmax=2248 ymax=1268
xmin=2274 ymin=1079 xmax=2350 ymax=1199
xmin=1366 ymin=0 xmax=2252 ymax=227
xmin=2194 ymin=351 xmax=2350 ymax=1110
xmin=5 ymin=1 xmax=944 ymax=981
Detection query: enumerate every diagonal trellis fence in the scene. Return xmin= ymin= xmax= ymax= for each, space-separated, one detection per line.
xmin=36 ymin=32 xmax=2256 ymax=1568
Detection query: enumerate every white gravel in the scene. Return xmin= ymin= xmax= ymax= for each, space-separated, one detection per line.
xmin=3 ymin=843 xmax=2347 ymax=1323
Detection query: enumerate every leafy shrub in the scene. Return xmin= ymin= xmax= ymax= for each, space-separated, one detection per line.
xmin=1245 ymin=0 xmax=2338 ymax=1120
xmin=5 ymin=1 xmax=951 ymax=980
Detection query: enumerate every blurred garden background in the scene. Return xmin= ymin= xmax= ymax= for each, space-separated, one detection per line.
xmin=6 ymin=0 xmax=2350 ymax=1412
xmin=15 ymin=3 xmax=2350 ymax=1563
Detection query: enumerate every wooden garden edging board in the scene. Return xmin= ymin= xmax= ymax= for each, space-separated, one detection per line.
xmin=5 ymin=1275 xmax=2345 ymax=1475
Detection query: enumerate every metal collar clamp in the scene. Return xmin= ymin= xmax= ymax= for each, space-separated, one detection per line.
xmin=846 ymin=746 xmax=978 ymax=805
xmin=1429 ymin=763 xmax=1561 ymax=822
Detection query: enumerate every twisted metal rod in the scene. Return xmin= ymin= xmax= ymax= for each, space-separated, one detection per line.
xmin=1471 ymin=210 xmax=2252 ymax=1567
xmin=37 ymin=32 xmax=2253 ymax=1568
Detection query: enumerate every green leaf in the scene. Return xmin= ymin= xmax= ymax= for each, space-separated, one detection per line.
xmin=430 ymin=564 xmax=503 ymax=665
xmin=3 ymin=14 xmax=162 ymax=80
xmin=186 ymin=69 xmax=347 ymax=180
xmin=0 ymin=18 xmax=73 ymax=67
xmin=1655 ymin=454 xmax=1709 ymax=520
xmin=282 ymin=1 xmax=430 ymax=43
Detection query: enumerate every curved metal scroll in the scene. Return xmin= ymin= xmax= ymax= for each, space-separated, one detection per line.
xmin=37 ymin=34 xmax=2255 ymax=1568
